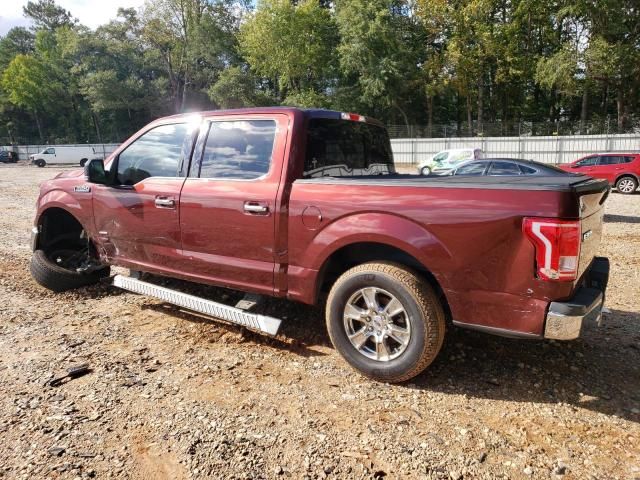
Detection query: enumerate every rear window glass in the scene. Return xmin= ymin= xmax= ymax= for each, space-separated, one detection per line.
xmin=200 ymin=120 xmax=276 ymax=179
xmin=489 ymin=161 xmax=522 ymax=175
xmin=304 ymin=119 xmax=395 ymax=178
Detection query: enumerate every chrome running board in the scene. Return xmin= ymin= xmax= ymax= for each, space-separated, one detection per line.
xmin=112 ymin=275 xmax=281 ymax=336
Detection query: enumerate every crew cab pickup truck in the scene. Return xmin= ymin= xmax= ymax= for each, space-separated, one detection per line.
xmin=30 ymin=108 xmax=610 ymax=383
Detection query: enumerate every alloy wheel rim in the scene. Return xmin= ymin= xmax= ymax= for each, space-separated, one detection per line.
xmin=618 ymin=179 xmax=635 ymax=193
xmin=343 ymin=287 xmax=411 ymax=362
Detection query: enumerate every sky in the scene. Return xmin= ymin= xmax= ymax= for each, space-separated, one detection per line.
xmin=0 ymin=0 xmax=146 ymax=36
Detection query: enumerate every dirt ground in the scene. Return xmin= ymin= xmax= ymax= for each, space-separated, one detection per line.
xmin=0 ymin=163 xmax=638 ymax=480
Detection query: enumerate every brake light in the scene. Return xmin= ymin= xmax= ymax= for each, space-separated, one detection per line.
xmin=523 ymin=218 xmax=581 ymax=281
xmin=341 ymin=112 xmax=366 ymax=122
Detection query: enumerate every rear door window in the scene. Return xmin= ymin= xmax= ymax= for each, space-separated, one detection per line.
xmin=519 ymin=165 xmax=538 ymax=175
xmin=454 ymin=162 xmax=487 ymax=176
xmin=304 ymin=119 xmax=394 ymax=178
xmin=489 ymin=161 xmax=522 ymax=175
xmin=200 ymin=120 xmax=276 ymax=179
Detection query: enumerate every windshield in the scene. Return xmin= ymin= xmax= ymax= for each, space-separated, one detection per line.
xmin=433 ymin=152 xmax=449 ymax=163
xmin=304 ymin=119 xmax=395 ymax=178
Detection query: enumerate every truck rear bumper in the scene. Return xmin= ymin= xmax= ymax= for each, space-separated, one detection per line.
xmin=544 ymin=257 xmax=610 ymax=340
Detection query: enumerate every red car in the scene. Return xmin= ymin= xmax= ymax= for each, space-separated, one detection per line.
xmin=559 ymin=153 xmax=640 ymax=194
xmin=30 ymin=108 xmax=610 ymax=383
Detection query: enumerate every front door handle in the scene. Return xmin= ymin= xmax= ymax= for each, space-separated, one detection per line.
xmin=155 ymin=197 xmax=175 ymax=208
xmin=243 ymin=202 xmax=269 ymax=214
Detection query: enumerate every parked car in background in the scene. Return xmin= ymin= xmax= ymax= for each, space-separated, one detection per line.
xmin=446 ymin=158 xmax=572 ymax=177
xmin=559 ymin=153 xmax=640 ymax=194
xmin=29 ymin=146 xmax=98 ymax=168
xmin=0 ymin=150 xmax=18 ymax=163
xmin=417 ymin=148 xmax=483 ymax=176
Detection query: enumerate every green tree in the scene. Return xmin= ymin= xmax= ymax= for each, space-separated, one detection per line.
xmin=1 ymin=54 xmax=62 ymax=140
xmin=23 ymin=0 xmax=75 ymax=30
xmin=207 ymin=66 xmax=274 ymax=109
xmin=336 ymin=0 xmax=423 ymax=127
xmin=239 ymin=0 xmax=337 ymax=101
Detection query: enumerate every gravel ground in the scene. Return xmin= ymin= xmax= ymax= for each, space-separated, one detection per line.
xmin=0 ymin=163 xmax=638 ymax=480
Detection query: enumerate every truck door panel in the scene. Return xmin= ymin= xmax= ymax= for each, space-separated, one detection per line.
xmin=92 ymin=122 xmax=194 ymax=270
xmin=179 ymin=115 xmax=288 ymax=294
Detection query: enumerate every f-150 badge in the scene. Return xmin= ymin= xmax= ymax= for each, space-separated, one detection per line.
xmin=74 ymin=185 xmax=91 ymax=193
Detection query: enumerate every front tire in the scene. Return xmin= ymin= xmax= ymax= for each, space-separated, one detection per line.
xmin=30 ymin=249 xmax=109 ymax=292
xmin=615 ymin=176 xmax=638 ymax=194
xmin=36 ymin=159 xmax=46 ymax=168
xmin=326 ymin=262 xmax=445 ymax=383
xmin=420 ymin=166 xmax=431 ymax=176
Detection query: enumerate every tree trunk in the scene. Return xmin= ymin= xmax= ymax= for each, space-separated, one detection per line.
xmin=181 ymin=67 xmax=189 ymax=112
xmin=616 ymin=87 xmax=625 ymax=132
xmin=393 ymin=102 xmax=410 ymax=134
xmin=92 ymin=111 xmax=103 ymax=145
xmin=33 ymin=110 xmax=43 ymax=142
xmin=426 ymin=95 xmax=434 ymax=137
xmin=466 ymin=95 xmax=473 ymax=136
xmin=580 ymin=86 xmax=588 ymax=134
xmin=477 ymin=77 xmax=484 ymax=135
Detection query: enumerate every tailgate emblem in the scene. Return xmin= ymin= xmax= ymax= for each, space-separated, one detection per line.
xmin=582 ymin=230 xmax=593 ymax=242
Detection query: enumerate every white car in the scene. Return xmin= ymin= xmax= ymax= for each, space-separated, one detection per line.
xmin=417 ymin=148 xmax=483 ymax=175
xmin=30 ymin=146 xmax=99 ymax=168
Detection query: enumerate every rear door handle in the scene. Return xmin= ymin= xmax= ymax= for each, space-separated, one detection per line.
xmin=155 ymin=197 xmax=175 ymax=208
xmin=243 ymin=202 xmax=269 ymax=214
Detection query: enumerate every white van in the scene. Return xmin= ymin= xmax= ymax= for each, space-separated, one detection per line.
xmin=417 ymin=148 xmax=483 ymax=175
xmin=29 ymin=146 xmax=99 ymax=167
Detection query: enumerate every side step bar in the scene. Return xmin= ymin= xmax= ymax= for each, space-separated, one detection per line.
xmin=112 ymin=275 xmax=282 ymax=336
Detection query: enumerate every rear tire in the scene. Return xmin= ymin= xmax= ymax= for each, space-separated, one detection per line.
xmin=615 ymin=176 xmax=638 ymax=194
xmin=36 ymin=159 xmax=46 ymax=168
xmin=326 ymin=262 xmax=445 ymax=383
xmin=80 ymin=158 xmax=88 ymax=167
xmin=30 ymin=249 xmax=109 ymax=292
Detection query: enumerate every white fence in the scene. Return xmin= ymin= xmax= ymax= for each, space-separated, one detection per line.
xmin=391 ymin=134 xmax=640 ymax=165
xmin=2 ymin=143 xmax=120 ymax=161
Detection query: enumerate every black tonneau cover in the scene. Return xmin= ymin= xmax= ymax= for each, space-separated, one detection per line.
xmin=296 ymin=173 xmax=609 ymax=194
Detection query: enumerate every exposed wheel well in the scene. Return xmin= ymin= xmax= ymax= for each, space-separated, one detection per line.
xmin=615 ymin=173 xmax=639 ymax=184
xmin=316 ymin=242 xmax=450 ymax=318
xmin=37 ymin=208 xmax=85 ymax=253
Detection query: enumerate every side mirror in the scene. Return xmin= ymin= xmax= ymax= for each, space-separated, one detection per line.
xmin=85 ymin=158 xmax=107 ymax=184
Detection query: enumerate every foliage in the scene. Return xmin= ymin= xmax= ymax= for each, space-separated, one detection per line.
xmin=239 ymin=0 xmax=338 ymax=98
xmin=0 ymin=0 xmax=639 ymax=143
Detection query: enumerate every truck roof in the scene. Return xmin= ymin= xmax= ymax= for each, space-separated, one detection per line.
xmin=157 ymin=107 xmax=386 ymax=128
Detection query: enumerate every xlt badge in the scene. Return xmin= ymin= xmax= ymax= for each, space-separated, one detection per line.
xmin=582 ymin=229 xmax=593 ymax=242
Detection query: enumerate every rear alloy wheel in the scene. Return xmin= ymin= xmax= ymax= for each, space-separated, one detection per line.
xmin=421 ymin=166 xmax=431 ymax=176
xmin=326 ymin=262 xmax=445 ymax=383
xmin=615 ymin=176 xmax=638 ymax=194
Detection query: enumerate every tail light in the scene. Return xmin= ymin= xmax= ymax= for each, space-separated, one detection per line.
xmin=341 ymin=112 xmax=366 ymax=122
xmin=523 ymin=218 xmax=581 ymax=281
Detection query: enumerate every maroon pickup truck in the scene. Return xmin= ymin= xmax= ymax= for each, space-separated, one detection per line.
xmin=30 ymin=108 xmax=610 ymax=382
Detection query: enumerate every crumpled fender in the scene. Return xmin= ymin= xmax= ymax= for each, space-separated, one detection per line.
xmin=35 ymin=188 xmax=95 ymax=237
xmin=304 ymin=212 xmax=453 ymax=288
